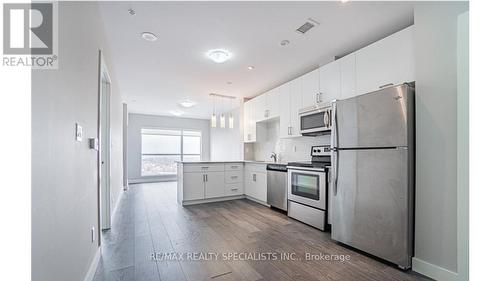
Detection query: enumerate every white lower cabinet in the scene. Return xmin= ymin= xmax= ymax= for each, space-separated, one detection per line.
xmin=244 ymin=166 xmax=267 ymax=203
xmin=183 ymin=172 xmax=205 ymax=201
xmin=204 ymin=171 xmax=226 ymax=199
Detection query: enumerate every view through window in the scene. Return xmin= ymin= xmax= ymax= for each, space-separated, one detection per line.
xmin=141 ymin=129 xmax=202 ymax=176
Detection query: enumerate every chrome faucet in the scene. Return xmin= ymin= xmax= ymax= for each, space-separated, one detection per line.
xmin=270 ymin=152 xmax=277 ymax=163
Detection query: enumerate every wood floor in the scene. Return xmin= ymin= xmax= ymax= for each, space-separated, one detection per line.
xmin=93 ymin=182 xmax=431 ymax=281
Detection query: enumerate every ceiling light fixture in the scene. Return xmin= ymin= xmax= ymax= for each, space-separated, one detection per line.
xmin=247 ymin=66 xmax=255 ymax=70
xmin=206 ymin=49 xmax=232 ymax=63
xmin=340 ymin=0 xmax=350 ymax=3
xmin=169 ymin=110 xmax=184 ymax=117
xmin=128 ymin=9 xmax=136 ymax=16
xmin=280 ymin=40 xmax=290 ymax=46
xmin=141 ymin=32 xmax=158 ymax=42
xmin=179 ymin=99 xmax=196 ymax=108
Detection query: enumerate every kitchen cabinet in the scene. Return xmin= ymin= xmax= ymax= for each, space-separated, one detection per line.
xmin=204 ymin=171 xmax=226 ymax=199
xmin=319 ymin=60 xmax=341 ymax=103
xmin=183 ymin=172 xmax=205 ymax=201
xmin=244 ymin=164 xmax=267 ymax=203
xmin=301 ymin=69 xmax=320 ymax=108
xmin=279 ymin=80 xmax=301 ymax=138
xmin=265 ymin=87 xmax=280 ymax=119
xmin=279 ymin=82 xmax=291 ymax=138
xmin=253 ymin=94 xmax=266 ymax=122
xmin=355 ymin=25 xmax=415 ymax=95
xmin=340 ymin=52 xmax=357 ymax=99
xmin=243 ymin=99 xmax=256 ymax=143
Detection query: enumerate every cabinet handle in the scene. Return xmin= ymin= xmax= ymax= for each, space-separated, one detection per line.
xmin=379 ymin=83 xmax=394 ymax=89
xmin=202 ymin=174 xmax=206 ymax=182
xmin=201 ymin=166 xmax=209 ymax=169
xmin=253 ymin=174 xmax=256 ymax=181
xmin=206 ymin=174 xmax=208 ymax=182
xmin=230 ymin=187 xmax=238 ymax=191
xmin=231 ymin=165 xmax=238 ymax=169
xmin=231 ymin=176 xmax=238 ymax=179
xmin=318 ymin=92 xmax=322 ymax=102
xmin=288 ymin=126 xmax=291 ymax=135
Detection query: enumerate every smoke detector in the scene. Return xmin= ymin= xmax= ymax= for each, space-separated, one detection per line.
xmin=296 ymin=18 xmax=320 ymax=34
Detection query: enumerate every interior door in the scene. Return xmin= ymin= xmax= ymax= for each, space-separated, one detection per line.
xmin=332 ymin=148 xmax=411 ymax=268
xmin=336 ymin=84 xmax=412 ymax=148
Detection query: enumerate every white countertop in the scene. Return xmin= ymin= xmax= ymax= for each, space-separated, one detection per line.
xmin=177 ymin=160 xmax=288 ymax=165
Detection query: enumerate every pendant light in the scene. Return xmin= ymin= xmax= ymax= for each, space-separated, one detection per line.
xmin=228 ymin=98 xmax=234 ymax=129
xmin=211 ymin=94 xmax=217 ymax=128
xmin=220 ymin=97 xmax=226 ymax=128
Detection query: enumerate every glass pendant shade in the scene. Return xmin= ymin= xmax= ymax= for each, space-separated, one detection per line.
xmin=228 ymin=114 xmax=234 ymax=129
xmin=211 ymin=113 xmax=217 ymax=128
xmin=220 ymin=114 xmax=226 ymax=128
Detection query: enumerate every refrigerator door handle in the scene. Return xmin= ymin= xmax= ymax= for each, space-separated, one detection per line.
xmin=333 ymin=149 xmax=339 ymax=196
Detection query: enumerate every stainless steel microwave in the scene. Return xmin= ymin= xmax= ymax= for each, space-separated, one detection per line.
xmin=299 ymin=102 xmax=332 ymax=136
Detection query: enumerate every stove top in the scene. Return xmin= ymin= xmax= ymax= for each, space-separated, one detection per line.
xmin=287 ymin=145 xmax=331 ymax=171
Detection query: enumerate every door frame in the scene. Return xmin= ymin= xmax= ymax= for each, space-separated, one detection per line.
xmin=97 ymin=50 xmax=112 ymax=244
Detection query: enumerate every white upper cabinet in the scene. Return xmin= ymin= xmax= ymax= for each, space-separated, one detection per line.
xmin=340 ymin=52 xmax=357 ymax=100
xmin=319 ymin=60 xmax=341 ymax=103
xmin=279 ymin=82 xmax=291 ymax=138
xmin=243 ymin=99 xmax=256 ymax=143
xmin=355 ymin=25 xmax=415 ymax=95
xmin=265 ymin=88 xmax=280 ymax=119
xmin=301 ymin=69 xmax=320 ymax=108
xmin=253 ymin=94 xmax=266 ymax=123
xmin=289 ymin=78 xmax=302 ymax=137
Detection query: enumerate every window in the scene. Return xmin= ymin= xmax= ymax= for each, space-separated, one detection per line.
xmin=141 ymin=129 xmax=202 ymax=176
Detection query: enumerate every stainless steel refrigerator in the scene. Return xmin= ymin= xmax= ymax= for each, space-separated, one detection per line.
xmin=330 ymin=83 xmax=415 ymax=269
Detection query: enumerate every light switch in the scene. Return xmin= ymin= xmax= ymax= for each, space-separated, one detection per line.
xmin=75 ymin=123 xmax=83 ymax=142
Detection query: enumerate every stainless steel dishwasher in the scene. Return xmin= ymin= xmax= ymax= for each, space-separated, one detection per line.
xmin=266 ymin=164 xmax=288 ymax=211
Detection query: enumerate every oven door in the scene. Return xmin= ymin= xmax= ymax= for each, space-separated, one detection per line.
xmin=287 ymin=168 xmax=326 ymax=210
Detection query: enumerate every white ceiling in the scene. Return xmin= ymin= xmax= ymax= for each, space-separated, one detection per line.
xmin=98 ymin=1 xmax=414 ymax=119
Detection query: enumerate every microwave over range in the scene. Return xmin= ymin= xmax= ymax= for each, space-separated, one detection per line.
xmin=299 ymin=102 xmax=332 ymax=136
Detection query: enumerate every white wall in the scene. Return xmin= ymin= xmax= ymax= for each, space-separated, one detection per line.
xmin=210 ymin=106 xmax=244 ymax=161
xmin=249 ymin=120 xmax=330 ymax=162
xmin=412 ymin=2 xmax=468 ymax=280
xmin=127 ymin=113 xmax=210 ymax=182
xmin=32 ymin=2 xmax=123 ymax=281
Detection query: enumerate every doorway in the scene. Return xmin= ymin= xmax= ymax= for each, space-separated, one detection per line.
xmin=98 ymin=50 xmax=112 ymax=244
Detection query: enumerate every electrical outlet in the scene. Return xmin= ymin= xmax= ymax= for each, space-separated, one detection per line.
xmin=91 ymin=227 xmax=95 ymax=243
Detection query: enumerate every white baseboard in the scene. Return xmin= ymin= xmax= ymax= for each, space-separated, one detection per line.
xmin=84 ymin=248 xmax=101 ymax=281
xmin=245 ymin=195 xmax=270 ymax=207
xmin=412 ymin=257 xmax=458 ymax=281
xmin=182 ymin=195 xmax=245 ymax=206
xmin=129 ymin=177 xmax=176 ymax=184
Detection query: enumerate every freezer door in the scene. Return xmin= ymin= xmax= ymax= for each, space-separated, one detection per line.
xmin=336 ymin=84 xmax=413 ymax=148
xmin=331 ymin=148 xmax=412 ymax=268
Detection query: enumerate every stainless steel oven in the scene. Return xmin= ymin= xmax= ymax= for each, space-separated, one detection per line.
xmin=299 ymin=102 xmax=332 ymax=136
xmin=287 ymin=167 xmax=326 ymax=210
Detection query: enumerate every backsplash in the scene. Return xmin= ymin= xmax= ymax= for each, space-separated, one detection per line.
xmin=246 ymin=120 xmax=330 ymax=163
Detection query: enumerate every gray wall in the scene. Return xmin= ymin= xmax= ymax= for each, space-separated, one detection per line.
xmin=413 ymin=1 xmax=468 ymax=276
xmin=31 ymin=2 xmax=123 ymax=281
xmin=127 ymin=113 xmax=210 ymax=182
xmin=210 ymin=107 xmax=244 ymax=161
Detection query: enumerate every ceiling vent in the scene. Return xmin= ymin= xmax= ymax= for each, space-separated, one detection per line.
xmin=296 ymin=18 xmax=320 ymax=34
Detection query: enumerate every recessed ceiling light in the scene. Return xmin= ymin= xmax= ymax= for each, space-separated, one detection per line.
xmin=170 ymin=110 xmax=184 ymax=116
xmin=206 ymin=49 xmax=232 ymax=63
xmin=227 ymin=81 xmax=233 ymax=85
xmin=179 ymin=99 xmax=196 ymax=108
xmin=141 ymin=32 xmax=157 ymax=42
xmin=128 ymin=9 xmax=136 ymax=16
xmin=247 ymin=66 xmax=255 ymax=70
xmin=341 ymin=0 xmax=350 ymax=3
xmin=280 ymin=40 xmax=290 ymax=46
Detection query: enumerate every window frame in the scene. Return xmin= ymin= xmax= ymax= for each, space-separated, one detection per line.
xmin=140 ymin=128 xmax=202 ymax=177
